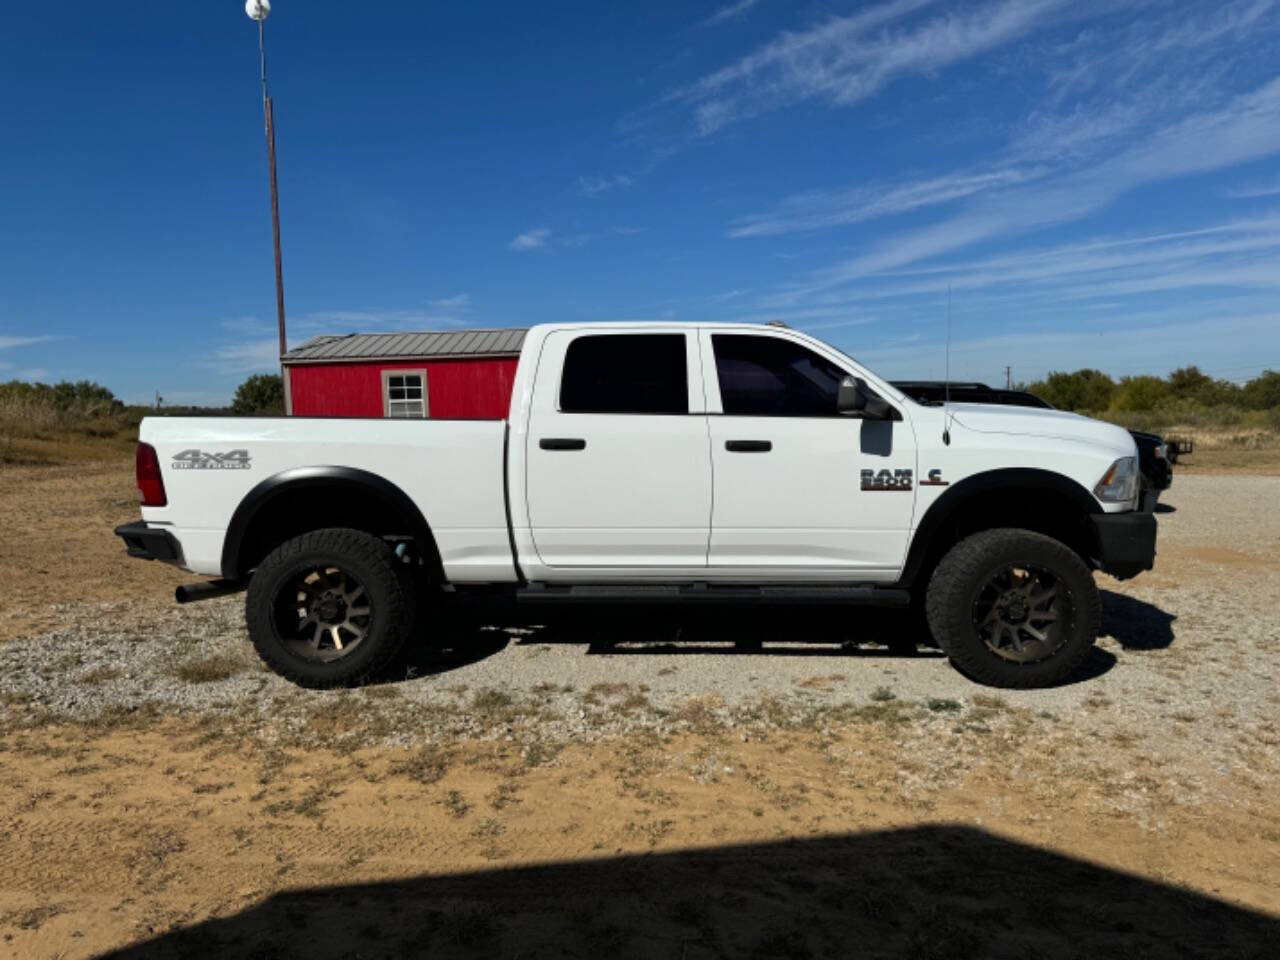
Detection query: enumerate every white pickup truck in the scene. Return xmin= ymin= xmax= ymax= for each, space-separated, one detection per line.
xmin=116 ymin=322 xmax=1156 ymax=689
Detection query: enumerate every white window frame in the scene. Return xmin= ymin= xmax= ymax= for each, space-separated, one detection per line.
xmin=382 ymin=369 xmax=429 ymax=419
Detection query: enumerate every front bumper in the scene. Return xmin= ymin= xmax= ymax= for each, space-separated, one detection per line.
xmin=1092 ymin=511 xmax=1156 ymax=580
xmin=114 ymin=521 xmax=183 ymax=564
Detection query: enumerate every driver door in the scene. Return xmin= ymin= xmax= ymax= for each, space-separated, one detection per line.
xmin=700 ymin=330 xmax=917 ymax=578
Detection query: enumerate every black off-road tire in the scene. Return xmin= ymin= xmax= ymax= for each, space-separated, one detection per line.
xmin=246 ymin=527 xmax=414 ymax=689
xmin=924 ymin=528 xmax=1100 ymax=689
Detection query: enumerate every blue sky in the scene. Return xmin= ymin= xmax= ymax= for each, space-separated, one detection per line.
xmin=2 ymin=0 xmax=1279 ymax=405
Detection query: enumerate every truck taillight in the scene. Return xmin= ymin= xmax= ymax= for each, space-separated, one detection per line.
xmin=136 ymin=442 xmax=167 ymax=507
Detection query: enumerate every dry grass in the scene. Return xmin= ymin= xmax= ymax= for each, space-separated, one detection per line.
xmin=389 ymin=745 xmax=452 ymax=785
xmin=173 ymin=653 xmax=249 ymax=684
xmin=0 ymin=395 xmax=138 ymax=466
xmin=79 ymin=665 xmax=124 ymax=686
xmin=440 ymin=790 xmax=471 ymax=818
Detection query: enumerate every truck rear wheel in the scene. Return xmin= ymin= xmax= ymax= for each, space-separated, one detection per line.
xmin=924 ymin=528 xmax=1100 ymax=689
xmin=246 ymin=527 xmax=413 ymax=688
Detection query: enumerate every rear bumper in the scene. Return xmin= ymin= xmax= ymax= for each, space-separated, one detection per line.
xmin=1092 ymin=512 xmax=1156 ymax=580
xmin=114 ymin=521 xmax=183 ymax=564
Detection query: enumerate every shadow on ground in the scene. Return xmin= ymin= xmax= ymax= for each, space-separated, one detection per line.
xmin=101 ymin=825 xmax=1276 ymax=959
xmin=1101 ymin=589 xmax=1177 ymax=651
xmin=390 ymin=602 xmax=947 ymax=683
xmin=385 ymin=593 xmax=1174 ymax=687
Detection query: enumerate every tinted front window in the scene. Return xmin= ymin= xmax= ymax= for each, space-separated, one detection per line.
xmin=713 ymin=334 xmax=847 ymax=416
xmin=560 ymin=334 xmax=688 ymax=414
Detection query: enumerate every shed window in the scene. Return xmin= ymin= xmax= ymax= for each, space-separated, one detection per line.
xmin=383 ymin=371 xmax=428 ymax=418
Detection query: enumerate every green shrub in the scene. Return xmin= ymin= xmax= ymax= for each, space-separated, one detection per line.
xmin=1111 ymin=375 xmax=1170 ymax=412
xmin=1026 ymin=369 xmax=1115 ymax=411
xmin=1241 ymin=370 xmax=1280 ymax=411
xmin=231 ymin=373 xmax=284 ymax=416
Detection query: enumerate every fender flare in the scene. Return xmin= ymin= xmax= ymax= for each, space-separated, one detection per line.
xmin=220 ymin=466 xmax=442 ymax=580
xmin=898 ymin=467 xmax=1101 ymax=588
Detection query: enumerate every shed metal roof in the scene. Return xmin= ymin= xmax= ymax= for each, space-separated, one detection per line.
xmin=283 ymin=328 xmax=528 ymax=363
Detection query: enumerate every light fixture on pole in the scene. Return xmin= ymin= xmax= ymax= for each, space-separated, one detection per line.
xmin=246 ymin=0 xmax=287 ymax=374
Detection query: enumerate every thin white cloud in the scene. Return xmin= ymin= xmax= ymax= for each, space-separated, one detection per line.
xmin=788 ymin=76 xmax=1280 ymax=295
xmin=577 ymin=174 xmax=634 ymax=197
xmin=196 ymin=338 xmax=280 ymax=376
xmin=1045 ymin=0 xmax=1275 ymax=106
xmin=508 ymin=228 xmax=551 ymax=251
xmin=558 ymin=226 xmax=646 ymax=248
xmin=1224 ymin=175 xmax=1280 ymax=198
xmin=700 ymin=0 xmax=761 ymax=29
xmin=730 ymin=167 xmax=1044 ymax=237
xmin=294 ymin=309 xmax=467 ymax=334
xmin=0 ymin=335 xmax=59 ymax=351
xmin=219 ymin=315 xmax=270 ymax=335
xmin=675 ymin=0 xmax=1063 ymax=134
xmin=428 ymin=293 xmax=471 ymax=310
xmin=834 ymin=216 xmax=1280 ymax=304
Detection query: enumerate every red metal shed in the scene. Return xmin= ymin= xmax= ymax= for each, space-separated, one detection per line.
xmin=282 ymin=328 xmax=527 ymax=419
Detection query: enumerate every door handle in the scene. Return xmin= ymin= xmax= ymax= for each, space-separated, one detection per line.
xmin=725 ymin=440 xmax=772 ymax=452
xmin=539 ymin=438 xmax=587 ymax=451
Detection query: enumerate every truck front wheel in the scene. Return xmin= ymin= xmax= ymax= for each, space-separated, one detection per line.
xmin=924 ymin=529 xmax=1100 ymax=689
xmin=246 ymin=527 xmax=413 ymax=688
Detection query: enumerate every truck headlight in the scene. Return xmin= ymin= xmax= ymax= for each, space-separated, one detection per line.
xmin=1094 ymin=457 xmax=1138 ymax=504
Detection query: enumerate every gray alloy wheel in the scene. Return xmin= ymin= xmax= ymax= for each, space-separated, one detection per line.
xmin=971 ymin=564 xmax=1070 ymax=664
xmin=275 ymin=564 xmax=373 ymax=663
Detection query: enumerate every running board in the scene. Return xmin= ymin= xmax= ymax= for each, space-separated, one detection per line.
xmin=516 ymin=583 xmax=911 ymax=606
xmin=175 ymin=579 xmax=248 ymax=604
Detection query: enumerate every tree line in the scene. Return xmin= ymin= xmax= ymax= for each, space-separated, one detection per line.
xmin=0 ymin=378 xmax=123 ymax=416
xmin=1022 ymin=367 xmax=1280 ymax=413
xmin=4 ymin=367 xmax=1277 ymax=423
xmin=0 ymin=375 xmax=283 ymax=418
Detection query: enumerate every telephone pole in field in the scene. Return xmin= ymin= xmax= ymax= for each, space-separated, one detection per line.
xmin=246 ymin=0 xmax=287 ymax=369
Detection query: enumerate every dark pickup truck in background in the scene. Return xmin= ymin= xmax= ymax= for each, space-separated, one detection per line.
xmin=890 ymin=381 xmax=1192 ymax=510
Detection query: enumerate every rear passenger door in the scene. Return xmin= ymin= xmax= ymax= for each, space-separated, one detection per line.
xmin=524 ymin=330 xmax=712 ymax=569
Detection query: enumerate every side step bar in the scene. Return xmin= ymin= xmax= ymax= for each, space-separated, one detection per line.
xmin=516 ymin=583 xmax=911 ymax=606
xmin=175 ymin=579 xmax=248 ymax=604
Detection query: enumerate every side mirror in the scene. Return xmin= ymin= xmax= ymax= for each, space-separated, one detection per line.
xmin=837 ymin=376 xmax=866 ymax=415
xmin=838 ymin=376 xmax=897 ymax=420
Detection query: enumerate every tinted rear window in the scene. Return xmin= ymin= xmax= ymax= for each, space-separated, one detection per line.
xmin=559 ymin=334 xmax=688 ymax=414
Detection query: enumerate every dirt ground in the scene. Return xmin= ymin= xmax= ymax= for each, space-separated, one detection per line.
xmin=1 ymin=459 xmax=1278 ymax=959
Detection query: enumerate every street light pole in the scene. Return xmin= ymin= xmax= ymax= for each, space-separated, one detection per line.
xmin=247 ymin=0 xmax=287 ymax=370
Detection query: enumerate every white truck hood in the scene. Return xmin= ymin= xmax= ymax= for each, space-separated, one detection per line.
xmin=946 ymin=403 xmax=1135 ymax=455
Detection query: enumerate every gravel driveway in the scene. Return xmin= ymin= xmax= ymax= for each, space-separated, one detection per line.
xmin=4 ymin=476 xmax=1277 ymax=781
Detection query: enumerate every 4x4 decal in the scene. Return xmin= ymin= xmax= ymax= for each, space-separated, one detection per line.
xmin=171 ymin=449 xmax=252 ymax=470
xmin=861 ymin=468 xmax=912 ymax=491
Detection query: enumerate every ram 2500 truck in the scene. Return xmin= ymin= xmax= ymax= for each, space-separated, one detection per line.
xmin=115 ymin=323 xmax=1156 ymax=689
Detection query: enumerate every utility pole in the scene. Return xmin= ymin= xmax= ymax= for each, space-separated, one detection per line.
xmin=1004 ymin=365 xmax=1012 ymax=389
xmin=246 ymin=0 xmax=287 ymax=372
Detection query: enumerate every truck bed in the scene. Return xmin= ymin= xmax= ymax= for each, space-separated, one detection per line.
xmin=139 ymin=416 xmax=516 ymax=581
